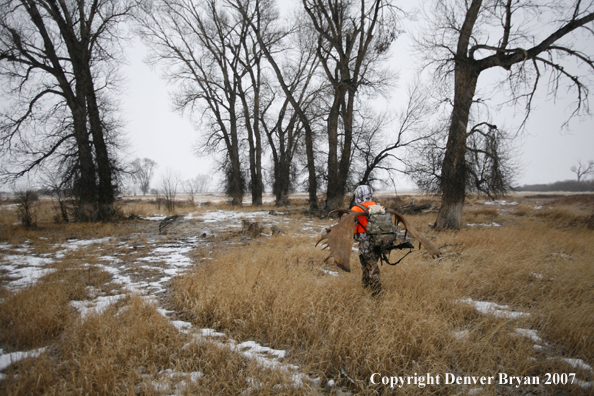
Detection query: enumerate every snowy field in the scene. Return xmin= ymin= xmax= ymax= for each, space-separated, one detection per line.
xmin=0 ymin=208 xmax=330 ymax=392
xmin=1 ymin=198 xmax=593 ymax=393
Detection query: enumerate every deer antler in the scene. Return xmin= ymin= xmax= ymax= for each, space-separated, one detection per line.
xmin=316 ymin=209 xmax=367 ymax=272
xmin=316 ymin=208 xmax=440 ymax=272
xmin=386 ymin=209 xmax=441 ymax=258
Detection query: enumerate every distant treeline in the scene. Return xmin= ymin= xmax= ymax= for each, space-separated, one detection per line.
xmin=517 ymin=180 xmax=594 ymax=192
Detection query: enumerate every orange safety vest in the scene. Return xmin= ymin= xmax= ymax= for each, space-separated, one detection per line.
xmin=351 ymin=201 xmax=376 ymax=234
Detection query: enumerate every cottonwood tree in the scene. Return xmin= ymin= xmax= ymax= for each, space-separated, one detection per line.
xmin=137 ymin=0 xmax=245 ymax=205
xmin=232 ymin=0 xmax=271 ymax=206
xmin=0 ymin=0 xmax=132 ymax=220
xmin=257 ymin=9 xmax=323 ymax=206
xmin=131 ymin=158 xmax=157 ymax=195
xmin=417 ymin=0 xmax=594 ymax=230
xmin=190 ymin=174 xmax=211 ymax=193
xmin=263 ymin=77 xmax=321 ymax=206
xmin=571 ymin=159 xmax=594 ymax=182
xmin=236 ymin=0 xmax=323 ymax=208
xmin=138 ymin=0 xmax=281 ymax=206
xmin=301 ymin=0 xmax=402 ymax=210
xmin=232 ymin=0 xmax=321 ymax=210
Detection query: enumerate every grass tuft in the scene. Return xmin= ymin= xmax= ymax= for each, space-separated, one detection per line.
xmin=0 ymin=282 xmax=73 ymax=350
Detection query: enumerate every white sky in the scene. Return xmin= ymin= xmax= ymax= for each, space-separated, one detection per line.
xmin=120 ymin=0 xmax=594 ymax=191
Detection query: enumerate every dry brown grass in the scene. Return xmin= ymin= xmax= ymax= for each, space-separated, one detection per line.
xmin=0 ymin=195 xmax=592 ymax=394
xmin=0 ymin=282 xmax=73 ymax=350
xmin=511 ymin=204 xmax=533 ymax=216
xmin=0 ymin=244 xmax=121 ymax=353
xmin=0 ymin=294 xmax=309 ymax=395
xmin=466 ymin=206 xmax=499 ymax=217
xmin=171 ymin=209 xmax=594 ymax=394
xmin=118 ymin=197 xmax=300 ymax=219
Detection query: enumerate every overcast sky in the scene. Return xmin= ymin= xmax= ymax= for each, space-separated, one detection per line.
xmin=120 ymin=0 xmax=594 ymax=192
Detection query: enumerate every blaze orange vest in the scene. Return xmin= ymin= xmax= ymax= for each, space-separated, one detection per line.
xmin=351 ymin=201 xmax=376 ymax=234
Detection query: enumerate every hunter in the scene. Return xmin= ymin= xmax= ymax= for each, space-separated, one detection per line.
xmin=351 ymin=185 xmax=383 ymax=296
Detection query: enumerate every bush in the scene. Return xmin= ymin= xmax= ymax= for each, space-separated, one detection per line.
xmin=15 ymin=189 xmax=39 ymax=228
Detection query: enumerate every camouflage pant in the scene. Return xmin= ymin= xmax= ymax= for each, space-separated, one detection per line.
xmin=357 ymin=236 xmax=382 ymax=296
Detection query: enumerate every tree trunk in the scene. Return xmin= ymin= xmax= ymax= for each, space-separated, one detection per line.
xmin=270 ymin=135 xmax=289 ymax=206
xmin=304 ymin=117 xmax=318 ymax=210
xmin=85 ymin=72 xmax=115 ymax=220
xmin=334 ymin=89 xmax=355 ymax=209
xmin=246 ymin=132 xmax=263 ymax=206
xmin=229 ymin=150 xmax=243 ymax=206
xmin=71 ymin=103 xmax=98 ymax=221
xmin=325 ymin=92 xmax=343 ymax=210
xmin=235 ymin=33 xmax=263 ymax=207
xmin=230 ymin=102 xmax=243 ymax=206
xmin=326 ymin=84 xmax=355 ymax=210
xmin=252 ymin=129 xmax=263 ymax=206
xmin=434 ymin=62 xmax=479 ymax=230
xmin=274 ymin=156 xmax=291 ymax=206
xmin=242 ymin=64 xmax=263 ymax=206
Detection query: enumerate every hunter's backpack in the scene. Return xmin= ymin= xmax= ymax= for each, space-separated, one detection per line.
xmin=356 ymin=203 xmax=397 ymax=248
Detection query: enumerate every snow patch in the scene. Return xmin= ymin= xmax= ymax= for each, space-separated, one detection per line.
xmin=140 ymin=215 xmax=167 ymax=221
xmin=62 ymin=237 xmax=112 ymax=250
xmin=320 ymin=268 xmax=339 ymax=276
xmin=484 ymin=200 xmax=518 ymax=206
xmin=0 ymin=348 xmax=46 ymax=379
xmin=70 ymin=295 xmax=126 ymax=318
xmin=557 ymin=358 xmax=593 ymax=372
xmin=467 ymin=222 xmax=501 ymax=227
xmin=514 ymin=328 xmax=543 ymax=344
xmin=458 ymin=298 xmax=530 ymax=319
xmin=453 ymin=330 xmax=470 ymax=339
xmin=0 ymin=254 xmax=55 ymax=289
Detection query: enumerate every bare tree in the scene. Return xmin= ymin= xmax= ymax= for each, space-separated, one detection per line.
xmin=232 ymin=0 xmax=321 ymax=210
xmin=185 ymin=179 xmax=196 ymax=206
xmin=137 ymin=0 xmax=252 ymax=206
xmin=352 ymin=83 xmax=438 ymax=187
xmin=152 ymin=187 xmax=163 ymax=210
xmin=185 ymin=174 xmax=210 ymax=205
xmin=131 ymin=158 xmax=157 ymax=195
xmin=259 ymin=11 xmax=322 ymax=206
xmin=0 ymin=0 xmax=133 ymax=221
xmin=13 ymin=185 xmax=38 ymax=228
xmin=417 ymin=0 xmax=594 ymax=229
xmin=232 ymin=0 xmax=270 ymax=206
xmin=300 ymin=0 xmax=402 ymax=210
xmin=195 ymin=174 xmax=211 ymax=193
xmin=159 ymin=170 xmax=180 ymax=213
xmin=42 ymin=169 xmax=72 ymax=223
xmin=571 ymin=159 xmax=594 ymax=182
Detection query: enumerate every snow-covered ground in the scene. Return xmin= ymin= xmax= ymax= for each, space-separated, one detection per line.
xmin=456 ymin=298 xmax=594 ymax=389
xmin=0 ymin=209 xmax=330 ymax=392
xmin=1 ymin=207 xmax=592 ymax=391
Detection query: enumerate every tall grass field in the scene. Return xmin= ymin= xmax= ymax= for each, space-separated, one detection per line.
xmin=0 ymin=194 xmax=592 ymax=395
